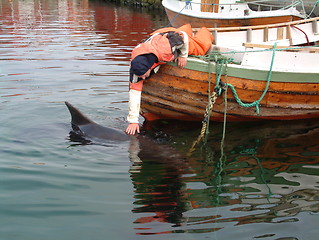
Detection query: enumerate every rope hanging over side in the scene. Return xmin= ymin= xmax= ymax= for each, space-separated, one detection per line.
xmin=188 ymin=56 xmax=230 ymax=154
xmin=188 ymin=61 xmax=217 ymax=155
xmin=188 ymin=43 xmax=277 ymax=154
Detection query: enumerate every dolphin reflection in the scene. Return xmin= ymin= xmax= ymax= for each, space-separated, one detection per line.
xmin=64 ymin=101 xmax=192 ymax=228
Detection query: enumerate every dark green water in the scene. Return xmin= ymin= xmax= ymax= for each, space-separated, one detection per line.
xmin=1 ymin=0 xmax=319 ymax=239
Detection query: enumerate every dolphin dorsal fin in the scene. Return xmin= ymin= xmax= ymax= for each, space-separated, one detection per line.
xmin=65 ymin=102 xmax=94 ymax=126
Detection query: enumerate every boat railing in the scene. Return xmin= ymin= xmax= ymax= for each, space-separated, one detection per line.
xmin=193 ymin=16 xmax=319 ymax=31
xmin=247 ymin=0 xmax=306 ymax=12
xmin=193 ymin=17 xmax=319 ymax=47
xmin=182 ymin=0 xmax=307 ymax=14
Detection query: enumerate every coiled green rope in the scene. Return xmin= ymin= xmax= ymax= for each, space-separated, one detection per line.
xmin=227 ymin=43 xmax=277 ymax=115
xmin=196 ymin=43 xmax=278 ymax=115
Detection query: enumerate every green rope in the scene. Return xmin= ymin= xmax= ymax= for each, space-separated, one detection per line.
xmin=240 ymin=147 xmax=273 ymax=200
xmin=307 ymin=0 xmax=319 ymax=18
xmin=203 ymin=60 xmax=213 ymax=144
xmin=220 ymin=66 xmax=229 ymax=158
xmin=227 ymin=43 xmax=277 ymax=115
xmin=196 ymin=43 xmax=278 ymax=115
xmin=188 ymin=43 xmax=277 ymax=153
xmin=187 ymin=55 xmax=228 ymax=154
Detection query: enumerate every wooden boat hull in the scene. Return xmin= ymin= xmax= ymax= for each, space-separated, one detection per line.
xmin=164 ymin=7 xmax=303 ymax=28
xmin=140 ymin=59 xmax=319 ymax=122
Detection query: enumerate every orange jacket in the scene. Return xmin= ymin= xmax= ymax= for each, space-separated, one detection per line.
xmin=130 ymin=30 xmax=186 ymax=78
xmin=152 ymin=23 xmax=214 ymax=56
xmin=130 ymin=24 xmax=213 ymax=91
xmin=131 ymin=33 xmax=176 ymax=63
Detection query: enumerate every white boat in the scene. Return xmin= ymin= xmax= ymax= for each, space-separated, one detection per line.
xmin=162 ymin=0 xmax=306 ymax=28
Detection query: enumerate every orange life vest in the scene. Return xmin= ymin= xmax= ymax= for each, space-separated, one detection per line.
xmin=130 ymin=32 xmax=183 ymax=73
xmin=129 ymin=24 xmax=214 ymax=91
xmin=152 ymin=23 xmax=214 ymax=56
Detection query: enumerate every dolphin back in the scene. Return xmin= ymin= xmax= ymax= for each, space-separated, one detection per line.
xmin=65 ymin=101 xmax=130 ymax=142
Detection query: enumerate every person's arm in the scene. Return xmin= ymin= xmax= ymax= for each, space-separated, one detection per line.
xmin=176 ymin=31 xmax=189 ymax=68
xmin=126 ymin=88 xmax=141 ymax=135
xmin=178 ymin=31 xmax=189 ymax=58
xmin=126 ymin=79 xmax=144 ymax=135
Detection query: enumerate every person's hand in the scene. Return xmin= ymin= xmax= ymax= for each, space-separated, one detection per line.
xmin=177 ymin=57 xmax=187 ymax=68
xmin=126 ymin=123 xmax=140 ymax=135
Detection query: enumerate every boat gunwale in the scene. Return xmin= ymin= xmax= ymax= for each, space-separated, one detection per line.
xmin=178 ymin=55 xmax=319 ymax=83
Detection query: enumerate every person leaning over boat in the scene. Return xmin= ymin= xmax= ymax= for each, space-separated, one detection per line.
xmin=126 ymin=24 xmax=213 ymax=135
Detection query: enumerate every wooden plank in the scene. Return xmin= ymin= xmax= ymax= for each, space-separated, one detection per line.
xmin=240 ymin=43 xmax=274 ymax=48
xmin=263 ymin=27 xmax=269 ymax=42
xmin=243 ymin=43 xmax=319 ymax=52
xmin=146 ymin=65 xmax=319 ymax=103
xmin=141 ymin=90 xmax=319 ymax=121
xmin=201 ymin=0 xmax=219 ymax=13
xmin=277 ymin=27 xmax=284 ymax=40
xmin=286 ymin=25 xmax=293 ymax=45
xmin=141 ymin=71 xmax=319 ymax=122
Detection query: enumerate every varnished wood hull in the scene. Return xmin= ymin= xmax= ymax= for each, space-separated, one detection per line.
xmin=141 ymin=59 xmax=319 ymax=122
xmin=164 ymin=8 xmax=302 ymax=28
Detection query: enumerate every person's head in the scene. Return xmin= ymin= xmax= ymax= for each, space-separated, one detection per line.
xmin=136 ymin=69 xmax=151 ymax=80
xmin=130 ymin=54 xmax=156 ymax=81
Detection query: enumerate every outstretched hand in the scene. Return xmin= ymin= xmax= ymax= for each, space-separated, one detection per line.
xmin=126 ymin=123 xmax=140 ymax=135
xmin=176 ymin=57 xmax=187 ymax=68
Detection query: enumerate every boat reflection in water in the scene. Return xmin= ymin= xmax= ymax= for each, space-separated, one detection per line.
xmin=92 ymin=0 xmax=161 ymax=61
xmin=129 ymin=118 xmax=319 ymax=238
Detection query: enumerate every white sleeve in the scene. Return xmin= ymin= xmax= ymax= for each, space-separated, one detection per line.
xmin=127 ymin=89 xmax=141 ymax=124
xmin=178 ymin=31 xmax=189 ymax=58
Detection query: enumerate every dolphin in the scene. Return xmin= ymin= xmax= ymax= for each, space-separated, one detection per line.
xmin=65 ymin=101 xmax=130 ymax=142
xmin=65 ymin=101 xmax=190 ymax=166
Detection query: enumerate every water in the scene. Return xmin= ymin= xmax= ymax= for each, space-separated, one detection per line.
xmin=1 ymin=0 xmax=319 ymax=239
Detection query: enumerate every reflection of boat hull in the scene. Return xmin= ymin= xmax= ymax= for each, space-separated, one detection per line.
xmin=141 ymin=56 xmax=319 ymax=122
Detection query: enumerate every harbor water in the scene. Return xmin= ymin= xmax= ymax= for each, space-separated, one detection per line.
xmin=1 ymin=0 xmax=319 ymax=239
